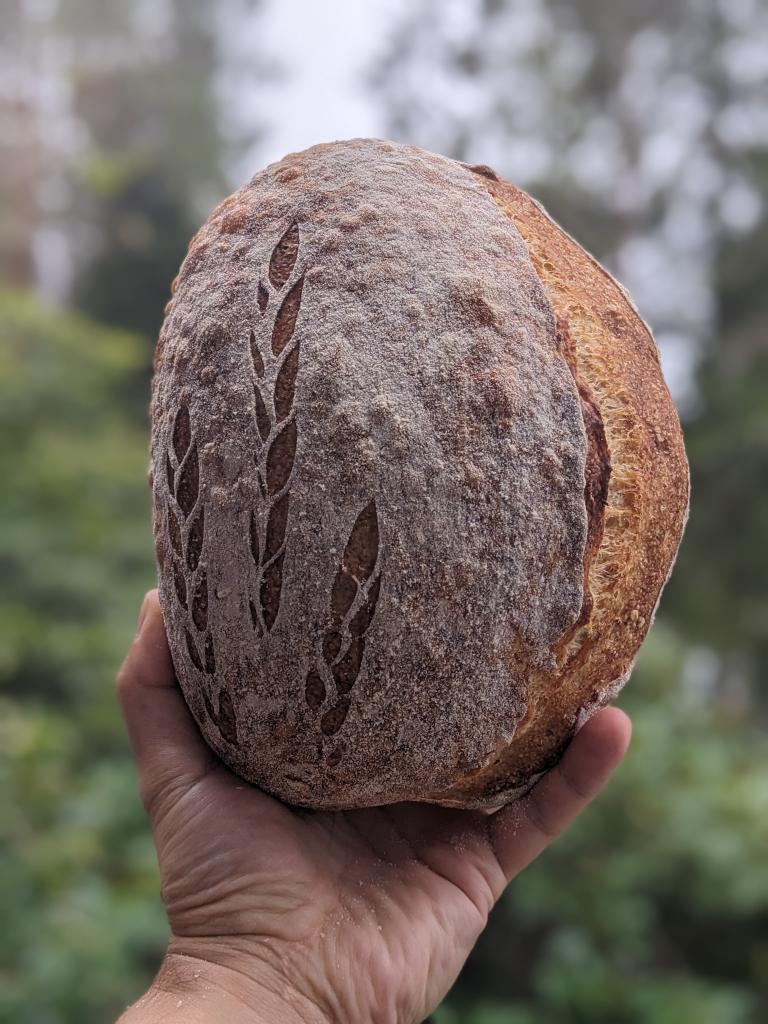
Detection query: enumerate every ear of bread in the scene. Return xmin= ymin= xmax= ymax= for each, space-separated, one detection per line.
xmin=423 ymin=167 xmax=690 ymax=807
xmin=151 ymin=139 xmax=688 ymax=809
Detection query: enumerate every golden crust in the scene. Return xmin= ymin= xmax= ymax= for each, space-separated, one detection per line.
xmin=429 ymin=170 xmax=690 ymax=807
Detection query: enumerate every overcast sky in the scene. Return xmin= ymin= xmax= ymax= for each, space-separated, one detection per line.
xmin=220 ymin=0 xmax=700 ymax=404
xmin=240 ymin=0 xmax=405 ymax=176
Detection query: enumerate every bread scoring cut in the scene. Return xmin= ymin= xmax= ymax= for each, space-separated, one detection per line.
xmin=422 ymin=168 xmax=690 ymax=806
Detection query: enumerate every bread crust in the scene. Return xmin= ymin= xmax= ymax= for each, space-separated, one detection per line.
xmin=424 ymin=167 xmax=690 ymax=807
xmin=151 ymin=140 xmax=688 ymax=810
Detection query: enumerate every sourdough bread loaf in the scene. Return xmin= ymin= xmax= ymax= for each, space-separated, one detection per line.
xmin=150 ymin=138 xmax=688 ymax=810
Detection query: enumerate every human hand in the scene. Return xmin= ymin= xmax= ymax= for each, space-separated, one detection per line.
xmin=116 ymin=590 xmax=630 ymax=1024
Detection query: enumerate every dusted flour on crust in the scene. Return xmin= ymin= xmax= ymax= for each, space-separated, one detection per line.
xmin=150 ymin=138 xmax=687 ymax=809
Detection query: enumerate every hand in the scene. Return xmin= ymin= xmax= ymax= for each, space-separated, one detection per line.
xmin=117 ymin=591 xmax=631 ymax=1024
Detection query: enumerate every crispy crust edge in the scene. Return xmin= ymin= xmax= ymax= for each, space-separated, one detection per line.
xmin=425 ymin=167 xmax=690 ymax=810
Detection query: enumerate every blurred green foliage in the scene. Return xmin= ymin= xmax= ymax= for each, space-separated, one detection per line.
xmin=0 ymin=292 xmax=166 ymax=1022
xmin=666 ymin=209 xmax=768 ymax=672
xmin=0 ymin=2 xmax=241 ymax=1017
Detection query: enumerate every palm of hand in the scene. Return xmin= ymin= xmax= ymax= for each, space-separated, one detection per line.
xmin=119 ymin=592 xmax=630 ymax=1024
xmin=153 ymin=761 xmax=501 ymax=1021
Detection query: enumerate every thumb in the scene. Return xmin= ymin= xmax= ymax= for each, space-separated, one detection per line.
xmin=117 ymin=590 xmax=213 ymax=816
xmin=489 ymin=706 xmax=631 ymax=883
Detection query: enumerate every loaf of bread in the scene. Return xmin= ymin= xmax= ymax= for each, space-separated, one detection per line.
xmin=150 ymin=138 xmax=688 ymax=810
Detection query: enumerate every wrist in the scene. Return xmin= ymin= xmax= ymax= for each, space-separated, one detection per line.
xmin=119 ymin=948 xmax=330 ymax=1024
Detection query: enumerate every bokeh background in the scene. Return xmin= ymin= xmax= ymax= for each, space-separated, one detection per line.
xmin=1 ymin=1 xmax=767 ymax=1021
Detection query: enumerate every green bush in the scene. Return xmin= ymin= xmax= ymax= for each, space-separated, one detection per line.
xmin=0 ymin=291 xmax=164 ymax=1022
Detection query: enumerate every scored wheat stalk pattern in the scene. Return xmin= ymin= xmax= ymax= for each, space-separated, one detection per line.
xmin=163 ymin=221 xmax=384 ymax=761
xmin=305 ymin=500 xmax=382 ymax=756
xmin=165 ymin=403 xmax=236 ymax=743
xmin=248 ymin=220 xmax=304 ymax=636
